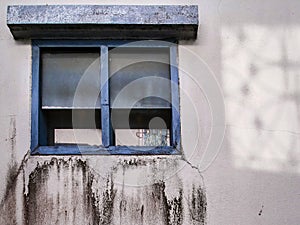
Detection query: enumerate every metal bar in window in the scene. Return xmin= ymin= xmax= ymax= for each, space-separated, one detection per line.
xmin=33 ymin=145 xmax=179 ymax=155
xmin=31 ymin=43 xmax=40 ymax=150
xmin=32 ymin=39 xmax=176 ymax=48
xmin=33 ymin=40 xmax=105 ymax=48
xmin=101 ymin=46 xmax=109 ymax=106
xmin=101 ymin=46 xmax=114 ymax=147
xmin=170 ymin=45 xmax=181 ymax=151
xmin=31 ymin=42 xmax=48 ymax=149
xmin=107 ymin=40 xmax=174 ymax=48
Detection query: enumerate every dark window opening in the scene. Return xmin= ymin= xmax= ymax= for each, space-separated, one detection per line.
xmin=31 ymin=40 xmax=181 ymax=155
xmin=40 ymin=48 xmax=101 ymax=146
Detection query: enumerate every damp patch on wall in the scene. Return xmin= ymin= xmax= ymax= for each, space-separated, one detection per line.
xmin=1 ymin=155 xmax=206 ymax=225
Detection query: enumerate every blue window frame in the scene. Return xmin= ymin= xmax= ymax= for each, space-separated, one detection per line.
xmin=31 ymin=40 xmax=181 ymax=155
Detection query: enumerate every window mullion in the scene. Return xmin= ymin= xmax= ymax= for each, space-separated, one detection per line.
xmin=100 ymin=46 xmax=114 ymax=147
xmin=170 ymin=46 xmax=181 ymax=150
xmin=31 ymin=43 xmax=40 ymax=149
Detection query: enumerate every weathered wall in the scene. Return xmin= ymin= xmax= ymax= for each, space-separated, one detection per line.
xmin=0 ymin=0 xmax=300 ymax=225
xmin=19 ymin=157 xmax=205 ymax=225
xmin=1 ymin=154 xmax=206 ymax=225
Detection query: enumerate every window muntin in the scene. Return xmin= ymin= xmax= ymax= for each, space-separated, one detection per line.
xmin=31 ymin=40 xmax=180 ymax=155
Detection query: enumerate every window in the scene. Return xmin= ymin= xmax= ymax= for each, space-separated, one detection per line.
xmin=31 ymin=40 xmax=181 ymax=155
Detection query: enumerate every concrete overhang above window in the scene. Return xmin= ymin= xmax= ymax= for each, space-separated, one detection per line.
xmin=7 ymin=5 xmax=199 ymax=40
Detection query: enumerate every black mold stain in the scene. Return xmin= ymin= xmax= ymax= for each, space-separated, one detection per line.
xmin=24 ymin=160 xmax=52 ymax=225
xmin=81 ymin=160 xmax=101 ymax=225
xmin=0 ymin=152 xmax=29 ymax=225
xmin=0 ymin=117 xmax=18 ymax=225
xmin=120 ymin=158 xmax=148 ymax=168
xmin=1 ymin=161 xmax=18 ymax=204
xmin=100 ymin=176 xmax=116 ymax=225
xmin=152 ymin=182 xmax=183 ymax=225
xmin=167 ymin=189 xmax=183 ymax=225
xmin=24 ymin=158 xmax=116 ymax=225
xmin=140 ymin=204 xmax=144 ymax=224
xmin=188 ymin=185 xmax=207 ymax=225
xmin=258 ymin=205 xmax=264 ymax=216
xmin=241 ymin=84 xmax=250 ymax=96
xmin=5 ymin=117 xmax=18 ymax=202
xmin=1 ymin=142 xmax=206 ymax=225
xmin=249 ymin=63 xmax=258 ymax=76
xmin=140 ymin=204 xmax=144 ymax=216
xmin=254 ymin=117 xmax=263 ymax=129
xmin=0 ymin=163 xmax=18 ymax=225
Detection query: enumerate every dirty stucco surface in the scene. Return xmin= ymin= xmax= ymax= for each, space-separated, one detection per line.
xmin=1 ymin=0 xmax=300 ymax=225
xmin=0 ymin=1 xmax=207 ymax=224
xmin=1 ymin=156 xmax=206 ymax=225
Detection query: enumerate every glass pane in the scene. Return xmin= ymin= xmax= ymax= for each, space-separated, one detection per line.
xmin=55 ymin=129 xmax=102 ymax=145
xmin=115 ymin=129 xmax=170 ymax=146
xmin=42 ymin=48 xmax=100 ymax=108
xmin=112 ymin=109 xmax=171 ymax=146
xmin=109 ymin=48 xmax=171 ymax=109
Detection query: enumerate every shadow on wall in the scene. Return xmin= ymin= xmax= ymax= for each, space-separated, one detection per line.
xmin=221 ymin=0 xmax=300 ymax=174
xmin=203 ymin=1 xmax=300 ymax=224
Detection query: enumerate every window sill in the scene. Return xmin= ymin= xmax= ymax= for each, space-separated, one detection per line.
xmin=32 ymin=145 xmax=180 ymax=155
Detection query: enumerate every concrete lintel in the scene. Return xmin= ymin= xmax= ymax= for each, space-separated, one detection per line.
xmin=7 ymin=5 xmax=199 ymax=40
